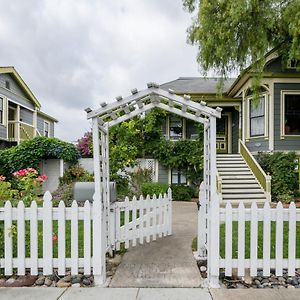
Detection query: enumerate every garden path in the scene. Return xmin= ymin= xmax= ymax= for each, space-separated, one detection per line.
xmin=109 ymin=201 xmax=202 ymax=288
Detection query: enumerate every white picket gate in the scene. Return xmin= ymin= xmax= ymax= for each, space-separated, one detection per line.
xmin=219 ymin=201 xmax=300 ymax=277
xmin=112 ymin=189 xmax=172 ymax=251
xmin=0 ymin=191 xmax=102 ymax=279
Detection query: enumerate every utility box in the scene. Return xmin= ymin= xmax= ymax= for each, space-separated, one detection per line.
xmin=73 ymin=182 xmax=117 ymax=203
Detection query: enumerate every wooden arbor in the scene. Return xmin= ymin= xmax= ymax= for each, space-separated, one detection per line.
xmin=86 ymin=83 xmax=222 ymax=285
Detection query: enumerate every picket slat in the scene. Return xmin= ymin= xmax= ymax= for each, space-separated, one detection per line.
xmin=71 ymin=200 xmax=78 ymax=274
xmin=145 ymin=195 xmax=151 ymax=243
xmin=132 ymin=196 xmax=137 ymax=247
xmin=225 ymin=202 xmax=232 ymax=276
xmin=237 ymin=202 xmax=245 ymax=277
xmin=58 ymin=201 xmax=66 ymax=275
xmin=124 ymin=196 xmax=130 ymax=249
xmin=17 ymin=201 xmax=25 ymax=275
xmin=43 ymin=191 xmax=53 ymax=275
xmin=4 ymin=201 xmax=12 ymax=275
xmin=139 ymin=195 xmax=144 ymax=244
xmin=250 ymin=202 xmax=258 ymax=277
xmin=152 ymin=194 xmax=157 ymax=241
xmin=115 ymin=204 xmax=121 ymax=251
xmin=263 ymin=202 xmax=271 ymax=276
xmin=158 ymin=194 xmax=163 ymax=238
xmin=30 ymin=201 xmax=38 ymax=275
xmin=275 ymin=202 xmax=283 ymax=276
xmin=288 ymin=202 xmax=296 ymax=276
xmin=84 ymin=201 xmax=91 ymax=275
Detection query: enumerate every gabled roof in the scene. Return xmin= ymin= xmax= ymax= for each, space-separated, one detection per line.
xmin=160 ymin=77 xmax=236 ymax=94
xmin=0 ymin=66 xmax=41 ymax=108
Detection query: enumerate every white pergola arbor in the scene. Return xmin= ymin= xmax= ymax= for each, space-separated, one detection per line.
xmin=86 ymin=83 xmax=222 ymax=285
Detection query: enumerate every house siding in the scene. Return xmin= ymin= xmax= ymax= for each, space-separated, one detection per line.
xmin=0 ymin=74 xmax=35 ymax=110
xmin=274 ymin=83 xmax=300 ymax=152
xmin=157 ymin=162 xmax=169 ymax=183
xmin=246 ymin=139 xmax=269 ymax=153
xmin=232 ymin=109 xmax=239 ymax=153
xmin=20 ymin=107 xmax=33 ymax=124
xmin=0 ymin=124 xmax=6 ymax=139
xmin=37 ymin=115 xmax=54 ymax=137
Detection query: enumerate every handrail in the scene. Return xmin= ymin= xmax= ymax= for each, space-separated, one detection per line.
xmin=8 ymin=120 xmax=37 ymax=142
xmin=239 ymin=139 xmax=271 ymax=201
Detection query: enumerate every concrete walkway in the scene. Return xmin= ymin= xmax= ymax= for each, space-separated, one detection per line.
xmin=110 ymin=201 xmax=202 ymax=287
xmin=1 ymin=287 xmax=300 ymax=300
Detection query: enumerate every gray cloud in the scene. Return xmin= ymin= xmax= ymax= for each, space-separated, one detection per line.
xmin=0 ymin=0 xmax=199 ymax=142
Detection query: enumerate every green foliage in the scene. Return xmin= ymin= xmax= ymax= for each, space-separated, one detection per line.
xmin=112 ymin=174 xmax=130 ymax=199
xmin=141 ymin=182 xmax=169 ymax=197
xmin=256 ymin=152 xmax=297 ymax=202
xmin=171 ymin=184 xmax=195 ymax=201
xmin=183 ymin=1 xmax=300 ymax=80
xmin=0 ymin=181 xmax=18 ymax=204
xmin=59 ymin=165 xmax=94 ymax=185
xmin=0 ymin=137 xmax=80 ymax=178
xmin=128 ymin=168 xmax=152 ymax=197
xmin=52 ymin=183 xmax=74 ymax=206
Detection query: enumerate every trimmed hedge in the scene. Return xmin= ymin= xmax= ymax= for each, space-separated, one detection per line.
xmin=141 ymin=182 xmax=169 ymax=197
xmin=0 ymin=137 xmax=80 ymax=178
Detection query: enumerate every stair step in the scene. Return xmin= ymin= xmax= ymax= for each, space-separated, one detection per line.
xmin=222 ymin=189 xmax=264 ymax=194
xmin=222 ymin=194 xmax=266 ymax=199
xmin=222 ymin=184 xmax=261 ymax=189
xmin=217 ymin=164 xmax=248 ymax=168
xmin=218 ymin=168 xmax=249 ymax=172
xmin=217 ymin=158 xmax=244 ymax=161
xmin=221 ymin=179 xmax=258 ymax=184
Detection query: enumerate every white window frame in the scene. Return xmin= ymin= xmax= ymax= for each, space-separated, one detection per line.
xmin=246 ymin=93 xmax=268 ymax=139
xmin=0 ymin=95 xmax=7 ymax=126
xmin=168 ymin=115 xmax=185 ymax=141
xmin=281 ymin=91 xmax=300 ymax=138
xmin=170 ymin=168 xmax=187 ymax=185
xmin=43 ymin=120 xmax=50 ymax=137
xmin=0 ymin=97 xmax=4 ymax=125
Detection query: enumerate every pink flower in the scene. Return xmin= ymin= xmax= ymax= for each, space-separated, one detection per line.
xmin=0 ymin=175 xmax=6 ymax=181
xmin=27 ymin=167 xmax=38 ymax=174
xmin=52 ymin=234 xmax=58 ymax=242
xmin=37 ymin=174 xmax=48 ymax=182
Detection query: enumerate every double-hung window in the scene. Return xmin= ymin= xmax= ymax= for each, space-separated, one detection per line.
xmin=0 ymin=98 xmax=3 ymax=125
xmin=249 ymin=96 xmax=265 ymax=137
xmin=171 ymin=169 xmax=187 ymax=185
xmin=44 ymin=121 xmax=50 ymax=137
xmin=169 ymin=115 xmax=182 ymax=140
xmin=284 ymin=93 xmax=300 ymax=135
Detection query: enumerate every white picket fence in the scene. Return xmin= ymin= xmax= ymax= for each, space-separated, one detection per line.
xmin=218 ymin=201 xmax=300 ymax=278
xmin=0 ymin=191 xmax=101 ymax=277
xmin=113 ymin=190 xmax=172 ymax=251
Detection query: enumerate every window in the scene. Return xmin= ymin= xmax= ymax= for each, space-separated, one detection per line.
xmin=284 ymin=94 xmax=300 ymax=135
xmin=249 ymin=96 xmax=265 ymax=137
xmin=287 ymin=60 xmax=298 ymax=69
xmin=5 ymin=80 xmax=10 ymax=90
xmin=169 ymin=115 xmax=182 ymax=140
xmin=171 ymin=169 xmax=187 ymax=185
xmin=0 ymin=98 xmax=4 ymax=124
xmin=44 ymin=121 xmax=50 ymax=137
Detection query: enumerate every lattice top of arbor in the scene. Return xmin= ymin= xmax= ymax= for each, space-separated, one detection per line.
xmin=86 ymin=82 xmax=222 ymax=127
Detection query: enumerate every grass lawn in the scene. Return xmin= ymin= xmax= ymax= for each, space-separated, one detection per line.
xmin=192 ymin=221 xmax=300 ymax=259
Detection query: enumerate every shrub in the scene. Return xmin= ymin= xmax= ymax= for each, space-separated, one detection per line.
xmin=141 ymin=182 xmax=169 ymax=197
xmin=59 ymin=165 xmax=94 ymax=185
xmin=77 ymin=132 xmax=93 ymax=158
xmin=171 ymin=184 xmax=195 ymax=201
xmin=128 ymin=168 xmax=152 ymax=196
xmin=256 ymin=152 xmax=297 ymax=202
xmin=112 ymin=174 xmax=131 ymax=199
xmin=0 ymin=176 xmax=18 ymax=205
xmin=0 ymin=137 xmax=80 ymax=178
xmin=52 ymin=183 xmax=74 ymax=206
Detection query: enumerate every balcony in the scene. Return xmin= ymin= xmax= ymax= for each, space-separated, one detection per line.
xmin=8 ymin=121 xmax=40 ymax=143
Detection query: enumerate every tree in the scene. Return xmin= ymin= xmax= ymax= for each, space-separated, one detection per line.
xmin=183 ymin=0 xmax=300 ymax=77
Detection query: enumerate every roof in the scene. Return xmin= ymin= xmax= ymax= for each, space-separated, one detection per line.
xmin=0 ymin=66 xmax=41 ymax=108
xmin=37 ymin=110 xmax=58 ymax=123
xmin=160 ymin=77 xmax=236 ymax=94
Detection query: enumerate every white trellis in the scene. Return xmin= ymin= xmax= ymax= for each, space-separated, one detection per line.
xmin=86 ymin=82 xmax=221 ymax=285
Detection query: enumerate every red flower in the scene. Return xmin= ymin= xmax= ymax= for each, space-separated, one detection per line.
xmin=52 ymin=234 xmax=58 ymax=242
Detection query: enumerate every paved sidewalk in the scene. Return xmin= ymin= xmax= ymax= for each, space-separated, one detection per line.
xmin=1 ymin=287 xmax=300 ymax=300
xmin=110 ymin=201 xmax=202 ymax=287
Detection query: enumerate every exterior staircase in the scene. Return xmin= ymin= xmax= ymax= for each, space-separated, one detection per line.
xmin=216 ymin=154 xmax=267 ymax=203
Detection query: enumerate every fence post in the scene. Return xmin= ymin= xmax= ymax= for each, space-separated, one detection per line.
xmin=208 ymin=192 xmax=220 ymax=288
xmin=167 ymin=188 xmax=172 ymax=235
xmin=197 ymin=181 xmax=206 ymax=258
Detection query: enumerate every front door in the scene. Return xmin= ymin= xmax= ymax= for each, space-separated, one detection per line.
xmin=216 ymin=115 xmax=228 ymax=154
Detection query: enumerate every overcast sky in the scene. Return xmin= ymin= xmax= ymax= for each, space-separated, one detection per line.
xmin=0 ymin=0 xmax=201 ymax=142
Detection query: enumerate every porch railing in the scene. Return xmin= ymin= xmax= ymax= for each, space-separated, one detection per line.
xmin=8 ymin=121 xmax=37 ymax=143
xmin=239 ymin=139 xmax=271 ymax=201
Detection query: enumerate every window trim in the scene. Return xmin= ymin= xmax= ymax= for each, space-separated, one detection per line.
xmin=0 ymin=95 xmax=7 ymax=126
xmin=246 ymin=93 xmax=268 ymax=140
xmin=43 ymin=120 xmax=50 ymax=137
xmin=0 ymin=97 xmax=3 ymax=125
xmin=281 ymin=91 xmax=300 ymax=138
xmin=170 ymin=168 xmax=187 ymax=185
xmin=168 ymin=115 xmax=185 ymax=141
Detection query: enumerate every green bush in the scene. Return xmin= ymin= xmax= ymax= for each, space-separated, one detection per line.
xmin=171 ymin=184 xmax=195 ymax=201
xmin=141 ymin=182 xmax=169 ymax=197
xmin=256 ymin=152 xmax=297 ymax=202
xmin=128 ymin=168 xmax=152 ymax=196
xmin=59 ymin=165 xmax=94 ymax=185
xmin=0 ymin=137 xmax=80 ymax=178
